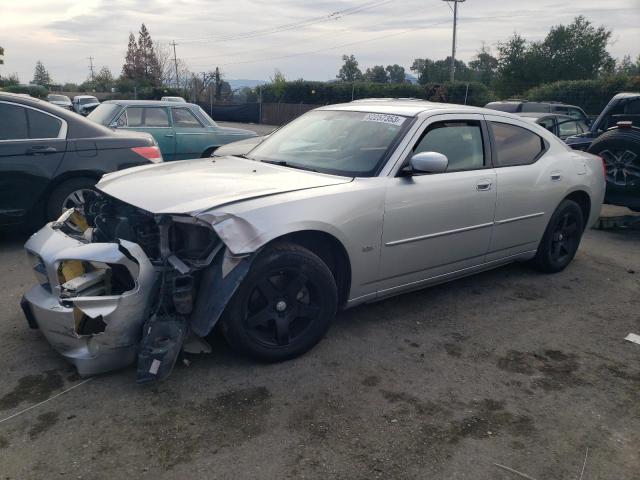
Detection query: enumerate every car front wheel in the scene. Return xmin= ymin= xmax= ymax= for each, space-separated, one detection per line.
xmin=531 ymin=199 xmax=584 ymax=273
xmin=220 ymin=242 xmax=338 ymax=362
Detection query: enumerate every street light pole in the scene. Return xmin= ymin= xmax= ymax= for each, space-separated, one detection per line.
xmin=442 ymin=0 xmax=465 ymax=83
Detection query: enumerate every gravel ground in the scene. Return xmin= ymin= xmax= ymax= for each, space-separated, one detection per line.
xmin=0 ymin=219 xmax=638 ymax=479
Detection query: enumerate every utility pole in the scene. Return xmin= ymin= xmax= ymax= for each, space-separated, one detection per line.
xmin=171 ymin=41 xmax=179 ymax=88
xmin=441 ymin=0 xmax=465 ymax=83
xmin=88 ymin=56 xmax=95 ymax=81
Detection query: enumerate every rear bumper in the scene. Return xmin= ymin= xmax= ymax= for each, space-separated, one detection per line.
xmin=22 ymin=224 xmax=157 ymax=376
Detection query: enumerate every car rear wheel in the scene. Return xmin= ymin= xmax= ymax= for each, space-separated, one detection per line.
xmin=220 ymin=242 xmax=337 ymax=362
xmin=46 ymin=177 xmax=97 ymax=220
xmin=531 ymin=199 xmax=584 ymax=273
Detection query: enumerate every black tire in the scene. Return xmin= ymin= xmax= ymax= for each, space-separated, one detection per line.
xmin=46 ymin=177 xmax=97 ymax=221
xmin=588 ymin=129 xmax=640 ymax=190
xmin=531 ymin=199 xmax=584 ymax=273
xmin=220 ymin=242 xmax=337 ymax=362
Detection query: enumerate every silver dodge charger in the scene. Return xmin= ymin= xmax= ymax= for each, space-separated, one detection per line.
xmin=21 ymin=99 xmax=605 ymax=382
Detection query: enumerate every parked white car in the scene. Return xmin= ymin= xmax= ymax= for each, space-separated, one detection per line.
xmin=21 ymin=99 xmax=605 ymax=382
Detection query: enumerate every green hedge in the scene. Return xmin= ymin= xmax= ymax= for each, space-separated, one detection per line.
xmin=3 ymin=84 xmax=49 ymax=98
xmin=259 ymin=80 xmax=494 ymax=107
xmin=524 ymin=76 xmax=640 ymax=115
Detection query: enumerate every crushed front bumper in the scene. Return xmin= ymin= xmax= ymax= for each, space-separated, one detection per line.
xmin=22 ymin=224 xmax=156 ymax=376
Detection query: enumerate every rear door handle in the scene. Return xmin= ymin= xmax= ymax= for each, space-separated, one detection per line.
xmin=476 ymin=180 xmax=492 ymax=191
xmin=26 ymin=146 xmax=57 ymax=155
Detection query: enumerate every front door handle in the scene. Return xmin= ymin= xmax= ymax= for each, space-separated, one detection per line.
xmin=476 ymin=180 xmax=492 ymax=191
xmin=165 ymin=134 xmax=175 ymax=138
xmin=551 ymin=171 xmax=562 ymax=181
xmin=26 ymin=146 xmax=57 ymax=155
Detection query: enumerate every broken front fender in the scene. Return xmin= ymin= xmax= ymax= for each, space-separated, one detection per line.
xmin=22 ymin=224 xmax=156 ymax=376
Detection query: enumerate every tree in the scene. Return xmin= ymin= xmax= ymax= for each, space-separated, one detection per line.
xmin=93 ymin=66 xmax=115 ymax=92
xmin=0 ymin=45 xmax=4 ymax=65
xmin=154 ymin=41 xmax=178 ymax=86
xmin=493 ymin=33 xmax=532 ymax=96
xmin=120 ymin=24 xmax=162 ymax=87
xmin=337 ymin=54 xmax=363 ymax=82
xmin=411 ymin=57 xmax=472 ymax=84
xmin=615 ymin=54 xmax=640 ymax=76
xmin=493 ymin=17 xmax=615 ymax=96
xmin=32 ymin=61 xmax=51 ymax=85
xmin=364 ymin=65 xmax=388 ymax=83
xmin=469 ymin=44 xmax=498 ymax=86
xmin=0 ymin=72 xmax=19 ymax=87
xmin=386 ymin=64 xmax=405 ymax=84
xmin=270 ymin=69 xmax=287 ymax=101
xmin=137 ymin=24 xmax=162 ymax=86
xmin=122 ymin=33 xmax=139 ymax=80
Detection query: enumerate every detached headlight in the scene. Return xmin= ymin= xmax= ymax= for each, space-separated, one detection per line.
xmin=57 ymin=260 xmax=135 ymax=299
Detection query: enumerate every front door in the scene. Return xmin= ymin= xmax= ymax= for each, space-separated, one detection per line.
xmin=0 ymin=101 xmax=66 ymax=224
xmin=378 ymin=114 xmax=496 ymax=295
xmin=121 ymin=106 xmax=176 ymax=160
xmin=171 ymin=107 xmax=213 ymax=159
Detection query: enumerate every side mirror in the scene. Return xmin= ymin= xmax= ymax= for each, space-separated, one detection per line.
xmin=409 ymin=151 xmax=448 ymax=174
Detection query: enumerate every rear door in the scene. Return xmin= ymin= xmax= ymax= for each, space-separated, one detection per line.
xmin=0 ymin=101 xmax=67 ymax=224
xmin=120 ymin=106 xmax=176 ymax=160
xmin=485 ymin=115 xmax=562 ymax=261
xmin=171 ymin=107 xmax=213 ymax=159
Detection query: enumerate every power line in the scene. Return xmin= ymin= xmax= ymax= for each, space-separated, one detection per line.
xmin=170 ymin=0 xmax=395 ymax=44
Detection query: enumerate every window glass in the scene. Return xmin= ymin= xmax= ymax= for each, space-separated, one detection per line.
xmin=624 ymin=99 xmax=640 ymax=115
xmin=522 ymin=103 xmax=549 ymax=113
xmin=557 ymin=119 xmax=579 ymax=137
xmin=577 ymin=121 xmax=589 ymax=133
xmin=248 ymin=110 xmax=408 ymax=176
xmin=79 ymin=97 xmax=98 ymax=105
xmin=414 ymin=122 xmax=485 ymax=172
xmin=125 ymin=107 xmax=143 ymax=127
xmin=490 ymin=122 xmax=545 ymax=167
xmin=485 ymin=102 xmax=519 ymax=113
xmin=566 ymin=108 xmax=586 ymax=121
xmin=27 ymin=109 xmax=62 ymax=138
xmin=143 ymin=108 xmax=169 ymax=127
xmin=172 ymin=108 xmax=202 ymax=128
xmin=537 ymin=117 xmax=555 ymax=132
xmin=0 ymin=103 xmax=28 ymax=140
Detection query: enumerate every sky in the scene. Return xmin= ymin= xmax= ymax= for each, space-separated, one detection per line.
xmin=1 ymin=0 xmax=639 ymax=84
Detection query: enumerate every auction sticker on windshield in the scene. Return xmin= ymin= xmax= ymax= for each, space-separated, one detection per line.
xmin=363 ymin=113 xmax=406 ymax=126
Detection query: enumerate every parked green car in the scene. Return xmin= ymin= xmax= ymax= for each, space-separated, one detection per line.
xmin=88 ymin=100 xmax=257 ymax=160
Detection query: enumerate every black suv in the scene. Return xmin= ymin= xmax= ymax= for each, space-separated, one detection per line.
xmin=0 ymin=93 xmax=163 ymax=227
xmin=565 ymin=92 xmax=640 ymax=211
xmin=485 ymin=100 xmax=589 ymax=124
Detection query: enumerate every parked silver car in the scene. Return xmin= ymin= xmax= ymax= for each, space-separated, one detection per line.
xmin=21 ymin=99 xmax=605 ymax=382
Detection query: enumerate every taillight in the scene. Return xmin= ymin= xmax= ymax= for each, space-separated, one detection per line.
xmin=599 ymin=155 xmax=606 ymax=178
xmin=131 ymin=146 xmax=162 ymax=163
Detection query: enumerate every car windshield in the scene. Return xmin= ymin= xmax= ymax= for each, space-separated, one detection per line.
xmin=80 ymin=97 xmax=98 ymax=105
xmin=48 ymin=95 xmax=68 ymax=102
xmin=196 ymin=106 xmax=217 ymax=126
xmin=247 ymin=110 xmax=410 ymax=176
xmin=88 ymin=104 xmax=121 ymax=125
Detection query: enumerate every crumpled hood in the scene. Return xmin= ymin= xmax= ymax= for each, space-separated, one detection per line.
xmin=97 ymin=156 xmax=352 ymax=214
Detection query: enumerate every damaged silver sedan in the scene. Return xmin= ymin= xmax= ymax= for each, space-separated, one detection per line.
xmin=21 ymin=100 xmax=605 ymax=382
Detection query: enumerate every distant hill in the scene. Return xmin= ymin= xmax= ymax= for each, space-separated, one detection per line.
xmin=228 ymin=79 xmax=267 ymax=90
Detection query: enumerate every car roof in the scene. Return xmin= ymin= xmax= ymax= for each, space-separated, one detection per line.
xmin=102 ymin=99 xmax=196 ymax=107
xmin=74 ymin=95 xmax=98 ymax=99
xmin=516 ymin=112 xmax=574 ymax=120
xmin=318 ymin=98 xmax=503 ymax=117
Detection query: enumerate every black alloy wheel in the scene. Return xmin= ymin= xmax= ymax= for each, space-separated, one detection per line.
xmin=245 ymin=267 xmax=321 ymax=348
xmin=532 ymin=199 xmax=584 ymax=273
xmin=221 ymin=242 xmax=338 ymax=361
